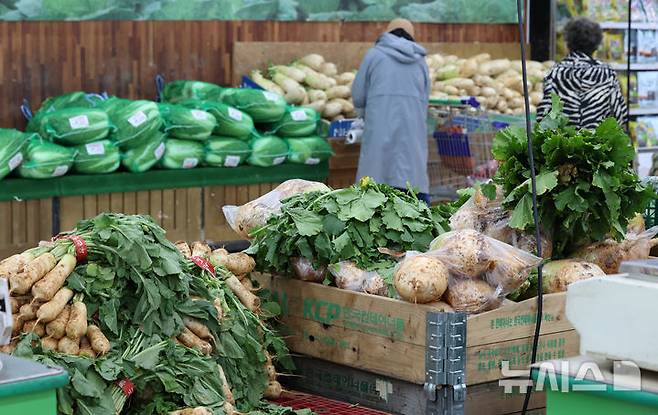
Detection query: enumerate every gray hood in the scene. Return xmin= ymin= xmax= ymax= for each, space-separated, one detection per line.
xmin=375 ymin=33 xmax=426 ymax=64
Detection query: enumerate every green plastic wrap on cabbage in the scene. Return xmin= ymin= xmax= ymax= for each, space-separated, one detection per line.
xmin=159 ymin=103 xmax=216 ymax=141
xmin=107 ymin=99 xmax=162 ymax=150
xmin=73 ymin=140 xmax=121 ymax=174
xmin=162 ymin=80 xmax=223 ymax=103
xmin=17 ymin=138 xmax=77 ymax=179
xmin=284 ymin=136 xmax=333 ymax=165
xmin=0 ymin=128 xmax=33 ymax=180
xmin=159 ymin=138 xmax=205 ymax=170
xmin=268 ymin=107 xmax=319 ymax=137
xmin=38 ymin=107 xmax=111 ymax=145
xmin=204 ymin=136 xmax=251 ymax=167
xmin=247 ymin=135 xmax=288 ymax=167
xmin=220 ymin=88 xmax=287 ymax=123
xmin=179 ymin=100 xmax=254 ymax=140
xmin=37 ymin=91 xmax=104 ymax=113
xmin=121 ymin=132 xmax=166 ymax=173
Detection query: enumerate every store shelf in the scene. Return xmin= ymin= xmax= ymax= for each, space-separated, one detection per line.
xmin=610 ymin=62 xmax=658 ymax=71
xmin=600 ymin=21 xmax=658 ymax=30
xmin=630 ymin=107 xmax=658 ymax=116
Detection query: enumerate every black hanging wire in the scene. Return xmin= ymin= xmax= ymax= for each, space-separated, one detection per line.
xmin=626 ymin=0 xmax=632 ymax=132
xmin=515 ymin=1 xmax=545 ymax=413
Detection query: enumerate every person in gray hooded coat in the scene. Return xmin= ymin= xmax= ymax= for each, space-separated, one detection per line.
xmin=352 ymin=18 xmax=431 ymax=202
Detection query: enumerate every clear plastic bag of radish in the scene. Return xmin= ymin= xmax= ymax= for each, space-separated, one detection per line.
xmin=222 ymin=179 xmax=330 ymax=239
xmin=393 ymin=229 xmax=541 ymax=313
xmin=328 ymin=261 xmax=388 ymax=296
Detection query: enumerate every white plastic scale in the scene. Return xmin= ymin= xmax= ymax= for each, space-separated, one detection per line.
xmin=566 ymin=259 xmax=658 ymax=372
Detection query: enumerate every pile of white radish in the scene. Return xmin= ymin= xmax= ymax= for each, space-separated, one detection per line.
xmin=250 ymin=53 xmax=357 ymax=121
xmin=427 ymin=53 xmax=555 ymax=115
xmin=393 ymin=229 xmax=541 ymax=313
xmin=0 ymin=252 xmax=111 ymax=356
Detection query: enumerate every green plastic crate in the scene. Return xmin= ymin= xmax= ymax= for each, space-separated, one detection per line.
xmin=0 ymin=354 xmax=69 ymax=415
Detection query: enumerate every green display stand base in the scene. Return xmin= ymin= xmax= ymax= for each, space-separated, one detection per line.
xmin=532 ymin=356 xmax=658 ymax=415
xmin=0 ymin=354 xmax=69 ymax=415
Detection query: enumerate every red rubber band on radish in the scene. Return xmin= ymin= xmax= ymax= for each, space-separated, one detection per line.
xmin=191 ymin=256 xmax=215 ymax=276
xmin=54 ymin=235 xmax=88 ymax=262
xmin=116 ymin=379 xmax=135 ymax=397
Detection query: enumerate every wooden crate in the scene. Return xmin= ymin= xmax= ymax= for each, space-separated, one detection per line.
xmin=255 ymin=274 xmax=578 ymax=387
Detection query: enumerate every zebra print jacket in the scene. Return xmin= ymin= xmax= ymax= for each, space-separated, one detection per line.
xmin=536 ymin=51 xmax=627 ymax=129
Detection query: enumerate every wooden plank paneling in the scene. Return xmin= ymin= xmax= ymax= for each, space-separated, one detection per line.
xmin=0 ymin=21 xmax=518 ymax=129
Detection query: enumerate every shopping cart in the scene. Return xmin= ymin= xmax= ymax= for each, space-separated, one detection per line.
xmin=427 ymin=99 xmax=527 ymax=202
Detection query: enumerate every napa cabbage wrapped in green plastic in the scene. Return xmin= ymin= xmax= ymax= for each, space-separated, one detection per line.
xmin=162 ymin=80 xmax=223 ymax=103
xmin=247 ymin=135 xmax=288 ymax=167
xmin=121 ymin=132 xmax=166 ymax=173
xmin=0 ymin=129 xmax=33 ymax=180
xmin=284 ymin=136 xmax=333 ymax=165
xmin=107 ymin=100 xmax=162 ymax=149
xmin=159 ymin=138 xmax=205 ymax=170
xmin=220 ymin=88 xmax=287 ymax=123
xmin=204 ymin=136 xmax=251 ymax=167
xmin=37 ymin=91 xmax=104 ymax=112
xmin=38 ymin=107 xmax=111 ymax=146
xmin=17 ymin=137 xmax=77 ymax=179
xmin=179 ymin=100 xmax=254 ymax=140
xmin=268 ymin=107 xmax=319 ymax=137
xmin=159 ymin=103 xmax=216 ymax=141
xmin=73 ymin=140 xmax=120 ymax=174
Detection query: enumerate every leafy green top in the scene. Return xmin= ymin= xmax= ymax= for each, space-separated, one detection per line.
xmin=486 ymin=95 xmax=654 ymax=257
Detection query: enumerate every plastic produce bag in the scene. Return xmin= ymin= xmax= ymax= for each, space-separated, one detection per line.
xmin=107 ymin=100 xmax=162 ymax=149
xmin=450 ymin=186 xmax=552 ymax=258
xmin=409 ymin=229 xmax=542 ymax=313
xmin=159 ymin=138 xmax=205 ymax=170
xmin=162 ymin=80 xmax=223 ymax=103
xmin=0 ymin=129 xmax=32 ymax=181
xmin=291 ymin=257 xmax=326 ymax=282
xmin=38 ymin=107 xmax=111 ymax=145
xmin=73 ymin=140 xmax=120 ymax=174
xmin=159 ymin=103 xmax=216 ymax=141
xmin=121 ymin=132 xmax=166 ymax=173
xmin=329 ymin=261 xmax=387 ymax=296
xmin=179 ymin=100 xmax=254 ymax=139
xmin=285 ymin=136 xmax=334 ymax=165
xmin=37 ymin=91 xmax=104 ymax=113
xmin=204 ymin=136 xmax=251 ymax=167
xmin=267 ymin=107 xmax=319 ymax=137
xmin=247 ymin=135 xmax=288 ymax=167
xmin=220 ymin=88 xmax=287 ymax=123
xmin=222 ymin=179 xmax=330 ymax=238
xmin=17 ymin=138 xmax=77 ymax=179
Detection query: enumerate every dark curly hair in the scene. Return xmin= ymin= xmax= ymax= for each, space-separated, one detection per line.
xmin=564 ymin=17 xmax=603 ymax=55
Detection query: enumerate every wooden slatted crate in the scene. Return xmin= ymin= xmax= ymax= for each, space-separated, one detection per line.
xmin=255 ymin=274 xmax=579 ymax=414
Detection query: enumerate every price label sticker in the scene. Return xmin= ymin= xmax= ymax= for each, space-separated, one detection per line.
xmin=128 ymin=111 xmax=148 ymax=127
xmin=68 ymin=115 xmax=89 ymax=129
xmin=290 ymin=109 xmax=308 ymax=121
xmin=305 ymin=157 xmax=320 ymax=165
xmin=273 ymin=156 xmax=286 ymax=166
xmin=85 ymin=142 xmax=105 ymax=155
xmin=8 ymin=153 xmax=23 ymax=171
xmin=224 ymin=155 xmax=240 ymax=167
xmin=228 ymin=107 xmax=243 ymax=121
xmin=182 ymin=158 xmax=199 ymax=169
xmin=52 ymin=165 xmax=69 ymax=177
xmin=263 ymin=91 xmax=279 ymax=102
xmin=154 ymin=142 xmax=166 ymax=159
xmin=191 ymin=109 xmax=209 ymax=120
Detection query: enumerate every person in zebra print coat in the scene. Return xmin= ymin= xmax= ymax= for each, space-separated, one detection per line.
xmin=537 ymin=17 xmax=627 ymax=129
